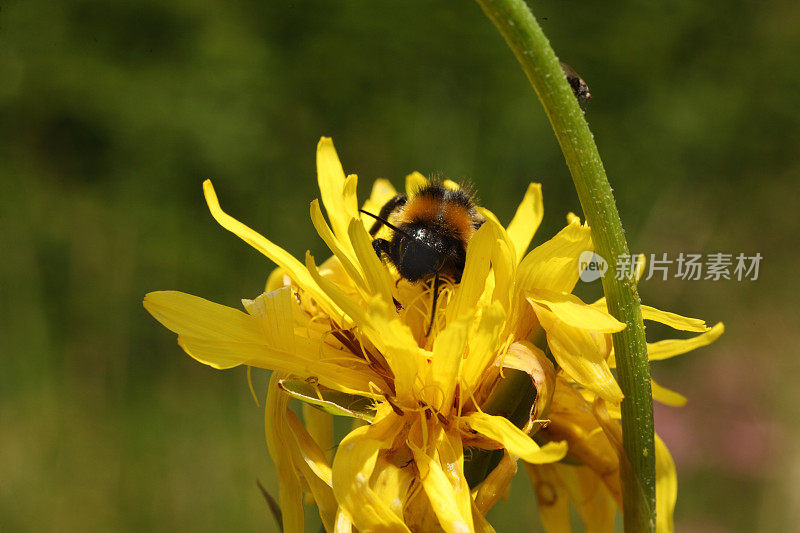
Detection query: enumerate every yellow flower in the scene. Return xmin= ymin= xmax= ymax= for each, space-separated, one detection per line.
xmin=144 ymin=138 xmax=722 ymax=532
xmin=525 ymin=259 xmax=724 ymax=533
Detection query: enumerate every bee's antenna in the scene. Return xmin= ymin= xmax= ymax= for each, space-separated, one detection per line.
xmin=426 ymin=272 xmax=442 ymax=337
xmin=359 ymin=209 xmax=428 ymax=246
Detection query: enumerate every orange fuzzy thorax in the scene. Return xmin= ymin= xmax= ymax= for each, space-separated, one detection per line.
xmin=397 ymin=194 xmax=477 ymax=242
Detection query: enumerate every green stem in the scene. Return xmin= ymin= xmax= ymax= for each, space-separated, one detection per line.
xmin=474 ymin=0 xmax=655 ymax=530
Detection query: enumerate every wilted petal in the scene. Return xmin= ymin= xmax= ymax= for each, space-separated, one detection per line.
xmin=472 ymin=451 xmax=517 ymax=515
xmin=559 ymin=464 xmax=617 ymax=533
xmin=462 ymin=412 xmax=567 ymax=464
xmin=502 ymin=340 xmax=557 ymax=425
xmin=525 ymin=464 xmax=571 ymax=533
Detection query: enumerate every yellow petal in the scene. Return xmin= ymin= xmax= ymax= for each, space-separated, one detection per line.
xmin=202 ymin=179 xmax=343 ymax=324
xmin=651 ymin=379 xmax=687 ymax=407
xmin=411 ymin=429 xmax=474 ymax=533
xmin=528 ymin=288 xmax=626 ymax=333
xmin=370 ymin=456 xmax=415 ymax=520
xmin=334 ymin=508 xmax=353 ymax=533
xmin=265 ymin=266 xmax=288 ymax=292
xmin=331 ymin=421 xmax=411 ymax=532
xmin=533 ymin=304 xmax=623 ymax=403
xmin=647 ymin=322 xmax=725 ymax=361
xmin=428 ymin=318 xmax=470 ymax=413
xmin=309 ymin=199 xmax=366 ymax=290
xmin=641 ymin=305 xmax=710 ymax=332
xmin=460 ymin=301 xmax=506 ymax=395
xmin=144 ymin=290 xmax=264 ymax=344
xmin=524 ymin=464 xmax=572 ymax=533
xmin=364 ymin=296 xmax=423 ymax=404
xmin=347 ymin=219 xmax=395 ymax=306
xmin=361 ymin=178 xmax=398 ymax=234
xmin=438 ymin=429 xmax=476 ymax=527
xmin=517 ymin=220 xmax=593 ymax=294
xmin=305 ymin=252 xmax=367 ymax=327
xmin=591 ymin=297 xmax=711 ymax=333
xmin=285 ymin=411 xmax=338 ymax=530
xmin=310 ymin=247 xmax=419 ymax=401
xmin=490 ymin=238 xmax=515 ymax=310
xmin=146 ymin=289 xmax=376 ymax=393
xmin=462 ymin=412 xmax=567 ymax=464
xmin=442 ymin=179 xmax=461 ymax=191
xmin=302 ymin=403 xmax=334 ymax=463
xmin=506 ymin=183 xmax=544 ymax=262
xmin=317 ymin=137 xmax=358 ymax=246
xmin=265 ymin=375 xmax=304 ymax=533
xmin=285 ymin=410 xmax=333 ymax=487
xmin=446 ymin=223 xmax=494 ymax=323
xmin=366 ymin=178 xmax=398 ymax=207
xmin=405 ymin=171 xmax=428 ymax=195
xmin=655 ymin=434 xmax=677 ymax=533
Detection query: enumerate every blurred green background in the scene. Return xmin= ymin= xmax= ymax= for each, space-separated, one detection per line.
xmin=2 ymin=0 xmax=798 ymax=531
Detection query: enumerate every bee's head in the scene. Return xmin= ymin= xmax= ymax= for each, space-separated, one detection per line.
xmin=396 ymin=224 xmax=464 ymax=282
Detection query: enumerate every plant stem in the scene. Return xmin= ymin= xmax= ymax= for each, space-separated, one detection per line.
xmin=474 ymin=0 xmax=655 ymax=530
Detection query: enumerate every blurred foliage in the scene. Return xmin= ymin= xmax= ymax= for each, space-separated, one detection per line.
xmin=1 ymin=0 xmax=798 ymax=531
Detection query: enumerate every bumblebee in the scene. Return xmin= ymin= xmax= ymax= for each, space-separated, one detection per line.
xmin=360 ymin=182 xmax=485 ymax=335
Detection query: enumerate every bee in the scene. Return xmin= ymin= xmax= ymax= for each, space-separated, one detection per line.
xmin=560 ymin=61 xmax=592 ymax=112
xmin=360 ymin=182 xmax=485 ymax=335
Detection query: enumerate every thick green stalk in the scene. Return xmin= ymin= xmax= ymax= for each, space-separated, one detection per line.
xmin=474 ymin=0 xmax=655 ymax=530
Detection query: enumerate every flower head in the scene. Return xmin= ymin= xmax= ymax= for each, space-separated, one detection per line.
xmin=144 ymin=138 xmax=722 ymax=532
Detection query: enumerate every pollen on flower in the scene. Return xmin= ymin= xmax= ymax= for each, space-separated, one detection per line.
xmin=143 ymin=137 xmax=723 ymax=533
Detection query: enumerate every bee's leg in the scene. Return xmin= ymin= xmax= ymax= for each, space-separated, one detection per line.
xmin=425 ymin=272 xmax=442 ymax=337
xmin=369 ymin=194 xmax=407 ymax=236
xmin=371 ymin=238 xmax=403 ymax=312
xmin=371 ymin=238 xmax=393 ymax=259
